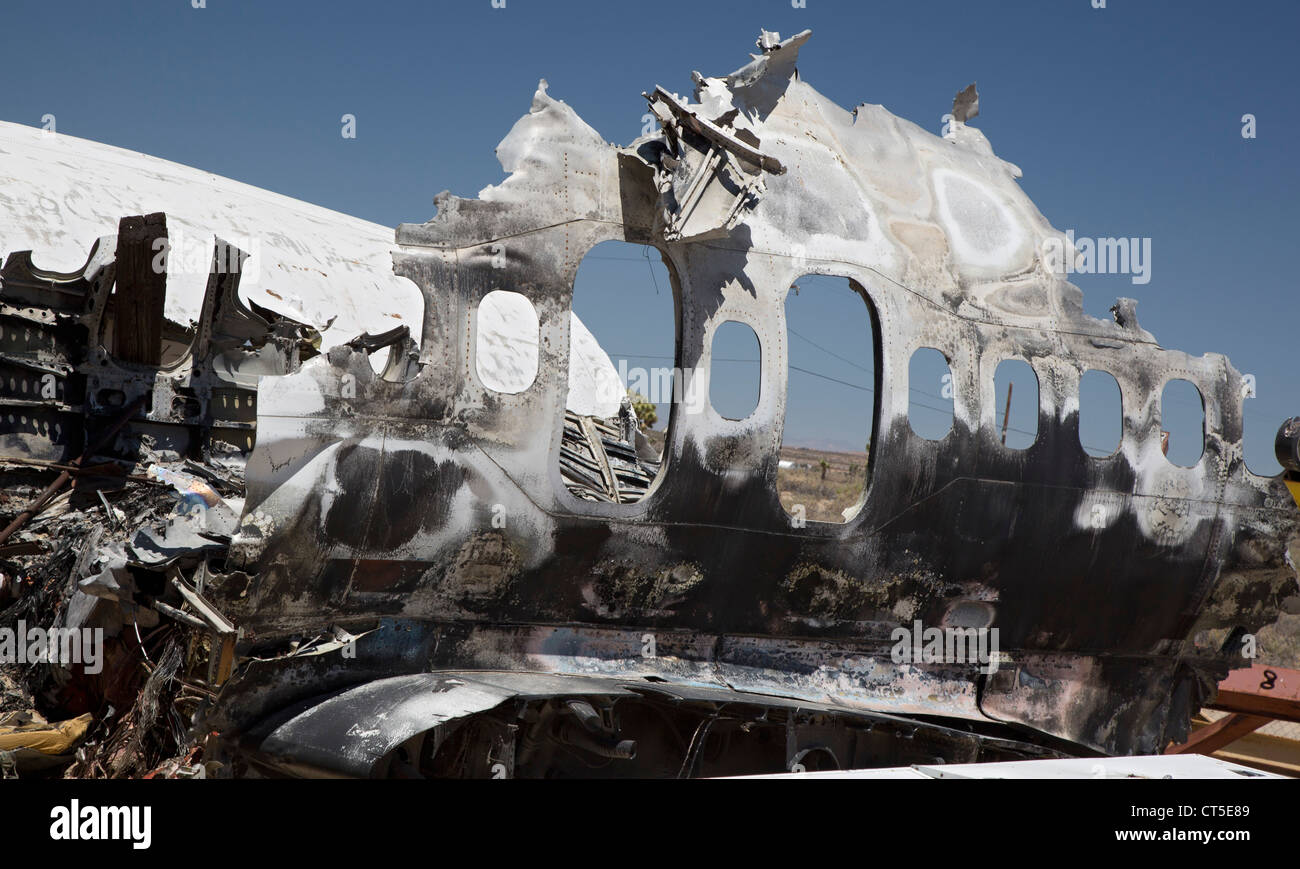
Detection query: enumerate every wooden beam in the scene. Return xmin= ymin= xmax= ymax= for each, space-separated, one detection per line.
xmin=1212 ymin=732 xmax=1300 ymax=778
xmin=1166 ymin=713 xmax=1270 ymax=755
xmin=112 ymin=212 xmax=167 ymax=365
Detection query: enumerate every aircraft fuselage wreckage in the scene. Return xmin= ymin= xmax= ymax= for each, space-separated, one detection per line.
xmin=2 ymin=31 xmax=1297 ymax=778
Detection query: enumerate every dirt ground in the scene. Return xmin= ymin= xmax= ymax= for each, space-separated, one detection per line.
xmin=642 ymin=430 xmax=868 ymax=524
xmin=775 ymin=445 xmax=870 ymax=524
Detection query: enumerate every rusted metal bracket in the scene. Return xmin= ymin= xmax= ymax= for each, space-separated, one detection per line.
xmin=168 ymin=567 xmax=238 ymax=686
xmin=1164 ymin=665 xmax=1300 ymax=774
xmin=1208 ymin=665 xmax=1300 ymax=723
xmin=1165 ymin=713 xmax=1271 ymax=755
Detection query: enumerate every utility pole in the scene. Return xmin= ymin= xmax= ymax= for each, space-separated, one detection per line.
xmin=1000 ymin=382 xmax=1014 ymax=446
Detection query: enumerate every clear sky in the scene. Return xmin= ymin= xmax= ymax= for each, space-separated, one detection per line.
xmin=2 ymin=0 xmax=1296 ymax=469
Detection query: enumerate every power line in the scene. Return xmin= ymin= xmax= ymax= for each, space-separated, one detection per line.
xmin=789 ymin=364 xmax=870 ymax=393
xmin=577 ymin=252 xmax=1280 ymax=430
xmin=641 ymin=245 xmax=663 ymax=296
xmin=611 ymin=352 xmax=1113 ymax=453
xmin=787 ymin=326 xmax=872 ymax=374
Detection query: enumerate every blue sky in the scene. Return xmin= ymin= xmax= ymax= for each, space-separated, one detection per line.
xmin=2 ymin=0 xmax=1296 ymax=468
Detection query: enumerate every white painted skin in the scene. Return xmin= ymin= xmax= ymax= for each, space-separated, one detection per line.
xmin=565 ymin=312 xmax=627 ymax=417
xmin=932 ymin=169 xmax=1028 ymax=270
xmin=475 ymin=291 xmax=623 ymax=417
xmin=0 ymin=121 xmax=420 ymax=346
xmin=476 ymin=290 xmax=540 ymax=395
xmin=0 ymin=120 xmax=625 ymax=417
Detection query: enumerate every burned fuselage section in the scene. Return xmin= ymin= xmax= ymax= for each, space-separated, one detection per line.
xmin=3 ymin=30 xmax=1298 ymax=777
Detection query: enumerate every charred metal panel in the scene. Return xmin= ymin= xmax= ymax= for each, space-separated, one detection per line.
xmin=2 ymin=31 xmax=1296 ymax=773
xmin=0 ymin=226 xmax=317 ymax=468
xmin=194 ymin=30 xmax=1300 ymax=758
xmin=242 ymin=669 xmax=1061 ymax=779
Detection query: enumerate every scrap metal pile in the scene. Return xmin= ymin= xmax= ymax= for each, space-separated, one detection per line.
xmin=1 ymin=29 xmax=1298 ymax=778
xmin=559 ymin=408 xmax=661 ymax=503
xmin=0 ymin=215 xmax=657 ymax=777
xmin=0 ymin=219 xmax=314 ymax=777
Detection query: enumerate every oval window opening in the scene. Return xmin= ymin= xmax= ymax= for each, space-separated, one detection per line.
xmin=908 ymin=348 xmax=953 ymax=440
xmin=778 ymin=276 xmax=877 ymax=524
xmin=1161 ymin=379 xmax=1205 ymax=468
xmin=710 ymin=320 xmax=761 ymax=421
xmin=563 ymin=240 xmax=676 ymax=504
xmin=1079 ymin=369 xmax=1123 ymax=457
xmin=993 ymin=359 xmax=1039 ymax=449
xmin=476 ymin=290 xmax=539 ymax=394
